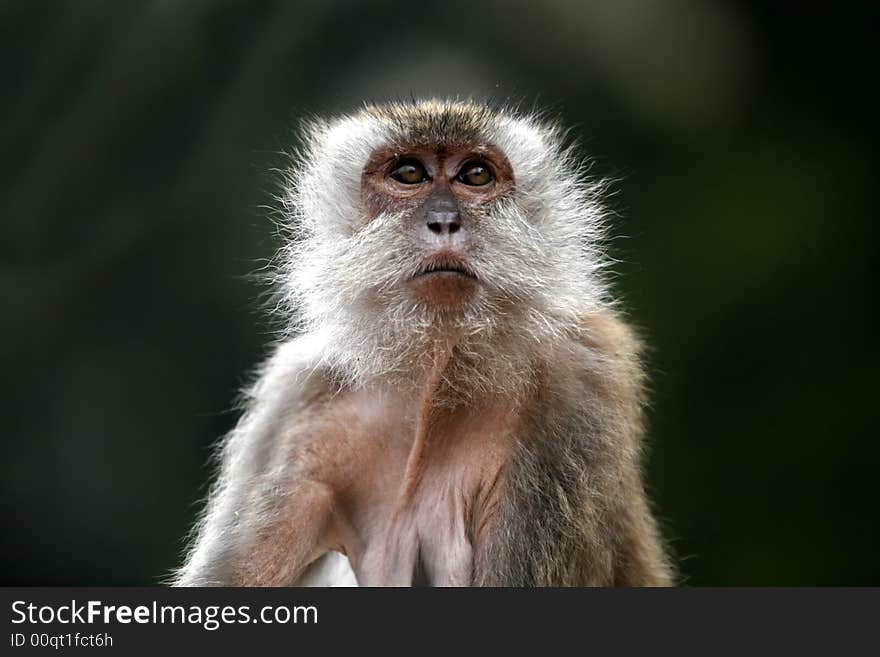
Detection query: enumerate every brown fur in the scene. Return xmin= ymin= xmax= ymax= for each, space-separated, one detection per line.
xmin=209 ymin=310 xmax=672 ymax=586
xmin=175 ymin=100 xmax=673 ymax=587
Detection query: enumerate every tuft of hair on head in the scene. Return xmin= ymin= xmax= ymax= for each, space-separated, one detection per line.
xmin=267 ymin=99 xmax=616 ymax=396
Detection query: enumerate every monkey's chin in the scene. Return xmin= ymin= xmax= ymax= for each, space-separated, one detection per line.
xmin=409 ymin=271 xmax=478 ymax=312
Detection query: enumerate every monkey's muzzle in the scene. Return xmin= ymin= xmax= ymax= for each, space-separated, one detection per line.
xmin=410 ymin=255 xmax=479 ymax=309
xmin=413 ymin=253 xmax=476 ymax=279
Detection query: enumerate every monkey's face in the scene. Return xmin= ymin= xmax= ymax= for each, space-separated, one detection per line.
xmin=282 ymin=101 xmax=609 ymax=384
xmin=360 ymin=144 xmax=515 ymax=313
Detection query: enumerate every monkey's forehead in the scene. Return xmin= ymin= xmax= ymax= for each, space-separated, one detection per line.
xmin=297 ymin=99 xmax=566 ymax=197
xmin=357 ymin=99 xmax=508 ymax=147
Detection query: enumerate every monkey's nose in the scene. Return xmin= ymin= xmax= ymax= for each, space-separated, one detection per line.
xmin=426 ymin=211 xmax=461 ymax=235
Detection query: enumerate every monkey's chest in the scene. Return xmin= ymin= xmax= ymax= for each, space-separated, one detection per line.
xmin=324 ymin=401 xmax=516 ymax=587
xmin=356 ymin=474 xmax=485 ymax=586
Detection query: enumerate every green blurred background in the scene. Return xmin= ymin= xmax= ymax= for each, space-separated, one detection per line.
xmin=2 ymin=1 xmax=876 ymax=585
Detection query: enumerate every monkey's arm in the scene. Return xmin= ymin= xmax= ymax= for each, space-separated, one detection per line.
xmin=475 ymin=310 xmax=673 ymax=586
xmin=586 ymin=311 xmax=674 ymax=586
xmin=174 ymin=338 xmax=337 ymax=586
xmin=585 ymin=312 xmax=673 ymax=586
xmin=612 ymin=481 xmax=673 ymax=586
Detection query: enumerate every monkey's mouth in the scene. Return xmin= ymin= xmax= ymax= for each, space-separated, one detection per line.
xmin=413 ymin=257 xmax=477 ymax=280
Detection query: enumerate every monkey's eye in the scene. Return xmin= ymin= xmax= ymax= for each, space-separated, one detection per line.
xmin=456 ymin=161 xmax=493 ymax=186
xmin=390 ymin=159 xmax=429 ymax=184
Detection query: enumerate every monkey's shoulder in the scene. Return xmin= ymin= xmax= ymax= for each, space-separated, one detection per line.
xmin=535 ymin=309 xmax=646 ymax=419
xmin=548 ymin=309 xmax=645 ymax=385
xmin=245 ymin=334 xmax=336 ymax=407
xmin=578 ymin=309 xmax=643 ymax=363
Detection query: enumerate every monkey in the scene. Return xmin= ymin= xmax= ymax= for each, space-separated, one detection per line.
xmin=173 ymin=99 xmax=674 ymax=587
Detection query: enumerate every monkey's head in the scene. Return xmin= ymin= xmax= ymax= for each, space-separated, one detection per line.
xmin=279 ymin=100 xmax=610 ymax=392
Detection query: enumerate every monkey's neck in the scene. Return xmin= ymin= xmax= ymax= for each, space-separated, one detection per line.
xmin=392 ymin=335 xmax=458 ymax=510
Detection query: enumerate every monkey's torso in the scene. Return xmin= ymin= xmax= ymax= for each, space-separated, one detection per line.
xmin=187 ymin=311 xmax=672 ymax=587
xmin=273 ymin=383 xmax=519 ymax=586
